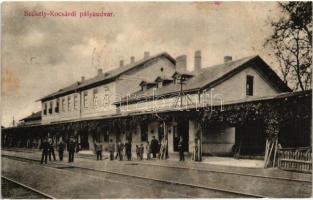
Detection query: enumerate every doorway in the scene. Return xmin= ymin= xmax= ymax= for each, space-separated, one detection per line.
xmin=236 ymin=121 xmax=265 ymax=155
xmin=173 ymin=120 xmax=189 ymax=152
xmin=80 ymin=131 xmax=89 ymax=150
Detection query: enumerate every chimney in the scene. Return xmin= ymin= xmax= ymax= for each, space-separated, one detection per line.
xmin=194 ymin=50 xmax=201 ymax=71
xmin=176 ymin=55 xmax=187 ymax=71
xmin=130 ymin=56 xmax=135 ymax=64
xmin=144 ymin=51 xmax=150 ymax=59
xmin=97 ymin=68 xmax=103 ymax=76
xmin=224 ymin=56 xmax=232 ymax=63
xmin=81 ymin=76 xmax=85 ymax=82
xmin=119 ymin=60 xmax=124 ymax=67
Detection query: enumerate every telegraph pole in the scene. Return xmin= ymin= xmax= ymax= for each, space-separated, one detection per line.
xmin=12 ymin=116 xmax=15 ymax=127
xmin=180 ymin=77 xmax=183 ymax=107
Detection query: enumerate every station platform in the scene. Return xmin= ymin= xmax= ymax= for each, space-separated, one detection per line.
xmin=2 ymin=147 xmax=310 ymax=182
xmin=79 ymin=149 xmax=265 ymax=167
xmin=4 ymin=147 xmax=264 ymax=167
xmin=2 ymin=148 xmax=312 ymax=198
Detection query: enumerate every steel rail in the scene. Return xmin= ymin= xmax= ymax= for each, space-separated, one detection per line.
xmin=2 ymin=175 xmax=56 ymax=199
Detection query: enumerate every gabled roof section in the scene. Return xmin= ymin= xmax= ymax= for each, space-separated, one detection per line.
xmin=155 ymin=76 xmax=172 ymax=82
xmin=116 ymin=55 xmax=291 ymax=104
xmin=39 ymin=82 xmax=82 ymax=102
xmin=19 ymin=111 xmax=42 ymax=122
xmin=140 ymin=80 xmax=157 ymax=86
xmin=39 ymin=52 xmax=176 ymax=102
xmin=185 ymin=55 xmax=291 ymax=92
xmin=139 ymin=80 xmax=148 ymax=86
xmin=171 ymin=71 xmax=194 ymax=79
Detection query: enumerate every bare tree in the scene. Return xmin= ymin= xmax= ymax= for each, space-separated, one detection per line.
xmin=265 ymin=2 xmax=312 ymax=91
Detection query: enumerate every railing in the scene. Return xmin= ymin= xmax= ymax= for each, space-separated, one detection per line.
xmin=277 ymin=147 xmax=312 ymax=173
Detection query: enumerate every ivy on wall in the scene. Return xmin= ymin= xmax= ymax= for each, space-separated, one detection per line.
xmin=199 ymin=94 xmax=311 ymax=139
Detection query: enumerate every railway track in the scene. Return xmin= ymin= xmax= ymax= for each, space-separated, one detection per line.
xmin=2 ymin=175 xmax=56 ymax=199
xmin=2 ymin=154 xmax=266 ymax=198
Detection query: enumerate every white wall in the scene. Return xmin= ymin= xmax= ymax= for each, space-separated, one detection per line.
xmin=202 ymin=126 xmax=235 ymax=156
xmin=201 ymin=66 xmax=279 ymax=105
xmin=147 ymin=121 xmax=160 ymax=142
xmin=42 ymin=92 xmax=81 ymax=124
xmin=42 ymin=82 xmax=116 ymax=124
xmin=80 ymin=82 xmax=116 ymax=118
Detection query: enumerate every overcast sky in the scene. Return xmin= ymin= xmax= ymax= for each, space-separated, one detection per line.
xmin=2 ymin=2 xmax=284 ymax=127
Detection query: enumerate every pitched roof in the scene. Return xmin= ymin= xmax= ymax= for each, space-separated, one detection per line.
xmin=171 ymin=71 xmax=194 ymax=79
xmin=19 ymin=111 xmax=42 ymax=122
xmin=188 ymin=55 xmax=290 ymax=92
xmin=140 ymin=80 xmax=157 ymax=86
xmin=116 ymin=55 xmax=291 ymax=104
xmin=155 ymin=76 xmax=173 ymax=82
xmin=39 ymin=52 xmax=175 ymax=101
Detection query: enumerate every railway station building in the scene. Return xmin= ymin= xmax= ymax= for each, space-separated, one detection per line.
xmin=2 ymin=51 xmax=311 ymax=162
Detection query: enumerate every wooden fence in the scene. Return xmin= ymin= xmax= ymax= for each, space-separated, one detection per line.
xmin=277 ymin=147 xmax=312 ymax=173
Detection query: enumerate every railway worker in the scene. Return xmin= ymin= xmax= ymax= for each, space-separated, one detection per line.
xmin=193 ymin=138 xmax=199 ymax=161
xmin=67 ymin=137 xmax=76 ymax=163
xmin=146 ymin=141 xmax=151 ymax=160
xmin=57 ymin=139 xmax=65 ymax=161
xmin=150 ymin=136 xmax=159 ymax=159
xmin=95 ymin=142 xmax=103 ymax=161
xmin=140 ymin=144 xmax=144 ymax=160
xmin=40 ymin=137 xmax=50 ymax=164
xmin=125 ymin=139 xmax=132 ymax=161
xmin=37 ymin=139 xmax=42 ymax=150
xmin=136 ymin=145 xmax=140 ymax=160
xmin=26 ymin=139 xmax=31 ymax=148
xmin=32 ymin=139 xmax=38 ymax=149
xmin=48 ymin=137 xmax=56 ymax=161
xmin=178 ymin=136 xmax=185 ymax=161
xmin=115 ymin=140 xmax=124 ymax=161
xmin=108 ymin=139 xmax=115 ymax=160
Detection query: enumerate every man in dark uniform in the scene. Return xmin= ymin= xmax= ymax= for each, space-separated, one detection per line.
xmin=57 ymin=139 xmax=65 ymax=161
xmin=150 ymin=136 xmax=159 ymax=158
xmin=125 ymin=139 xmax=132 ymax=161
xmin=115 ymin=141 xmax=123 ymax=161
xmin=68 ymin=137 xmax=76 ymax=163
xmin=40 ymin=137 xmax=50 ymax=164
xmin=108 ymin=139 xmax=115 ymax=161
xmin=48 ymin=137 xmax=56 ymax=161
xmin=178 ymin=136 xmax=185 ymax=161
xmin=95 ymin=142 xmax=103 ymax=161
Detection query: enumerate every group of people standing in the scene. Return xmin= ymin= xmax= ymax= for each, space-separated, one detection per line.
xmin=40 ymin=136 xmax=77 ymax=164
xmin=94 ymin=136 xmax=162 ymax=161
xmin=40 ymin=135 xmax=187 ymax=164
